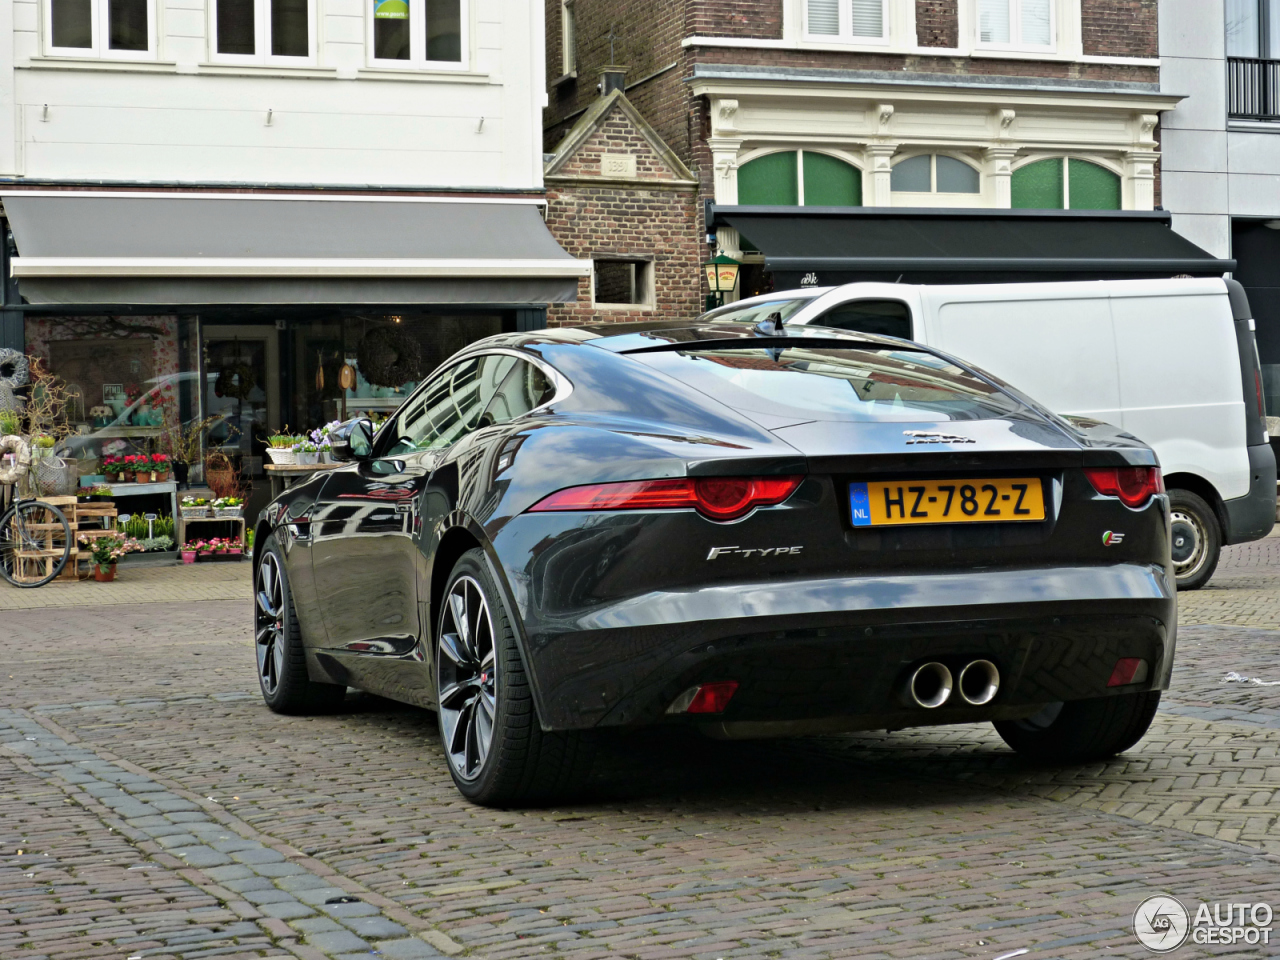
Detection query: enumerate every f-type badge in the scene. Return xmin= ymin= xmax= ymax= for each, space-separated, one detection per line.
xmin=904 ymin=430 xmax=976 ymax=445
xmin=707 ymin=545 xmax=803 ymax=560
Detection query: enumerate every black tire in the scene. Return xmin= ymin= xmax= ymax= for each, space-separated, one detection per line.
xmin=0 ymin=501 xmax=72 ymax=588
xmin=1168 ymin=488 xmax=1221 ymax=591
xmin=254 ymin=535 xmax=346 ymax=715
xmin=436 ymin=548 xmax=595 ymax=807
xmin=993 ymin=691 xmax=1161 ymax=763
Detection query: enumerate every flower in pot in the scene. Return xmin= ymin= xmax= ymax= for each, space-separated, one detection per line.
xmin=31 ymin=435 xmax=55 ymax=459
xmin=78 ymin=483 xmax=114 ymax=502
xmin=181 ymin=495 xmax=210 ymax=518
xmin=149 ymin=453 xmax=171 ymax=482
xmin=79 ymin=534 xmax=142 ymax=581
xmin=122 ymin=453 xmax=151 ymax=482
xmin=181 ymin=543 xmax=197 ymax=564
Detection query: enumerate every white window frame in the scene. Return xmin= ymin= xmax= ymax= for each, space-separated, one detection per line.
xmin=208 ymin=0 xmax=318 ymax=66
xmin=43 ymin=0 xmax=157 ymax=60
xmin=561 ymin=0 xmax=577 ymax=77
xmin=367 ymin=0 xmax=470 ymax=72
xmin=803 ymin=0 xmax=890 ymax=46
xmin=890 ymin=154 xmax=983 ymax=195
xmin=973 ymin=0 xmax=1057 ymax=53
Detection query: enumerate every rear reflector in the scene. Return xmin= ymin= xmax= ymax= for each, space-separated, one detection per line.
xmin=1107 ymin=658 xmax=1149 ymax=687
xmin=1084 ymin=466 xmax=1164 ymax=508
xmin=528 ymin=476 xmax=802 ymax=522
xmin=667 ymin=681 xmax=739 ymax=715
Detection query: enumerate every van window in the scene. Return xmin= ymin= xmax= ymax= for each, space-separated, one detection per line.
xmin=813 ymin=300 xmax=913 ymax=340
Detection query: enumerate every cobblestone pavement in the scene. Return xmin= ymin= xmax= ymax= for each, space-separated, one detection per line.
xmin=0 ymin=562 xmax=250 ymax=611
xmin=2 ymin=536 xmax=1279 ymax=959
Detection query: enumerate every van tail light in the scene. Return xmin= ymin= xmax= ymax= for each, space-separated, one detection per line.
xmin=528 ymin=476 xmax=802 ymax=522
xmin=1257 ymin=368 xmax=1268 ymax=432
xmin=1083 ymin=466 xmax=1164 ymax=508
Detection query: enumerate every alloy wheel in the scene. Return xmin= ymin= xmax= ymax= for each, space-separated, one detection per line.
xmin=255 ymin=553 xmax=286 ymax=697
xmin=1170 ymin=508 xmax=1207 ymax=581
xmin=437 ymin=575 xmax=498 ymax=782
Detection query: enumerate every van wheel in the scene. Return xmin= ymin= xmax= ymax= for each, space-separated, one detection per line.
xmin=993 ymin=691 xmax=1160 ymax=762
xmin=1169 ymin=488 xmax=1221 ymax=590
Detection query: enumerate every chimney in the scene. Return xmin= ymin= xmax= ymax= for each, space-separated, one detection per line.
xmin=599 ymin=66 xmax=628 ymax=96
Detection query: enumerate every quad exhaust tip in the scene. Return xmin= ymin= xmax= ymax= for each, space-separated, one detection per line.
xmin=908 ymin=662 xmax=953 ymax=709
xmin=958 ymin=659 xmax=1001 ymax=706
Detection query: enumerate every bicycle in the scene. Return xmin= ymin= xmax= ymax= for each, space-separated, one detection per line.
xmin=0 ymin=437 xmax=73 ymax=588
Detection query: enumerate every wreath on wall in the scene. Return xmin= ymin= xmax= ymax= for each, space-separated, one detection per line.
xmin=0 ymin=349 xmax=30 ymax=391
xmin=357 ymin=327 xmax=422 ymax=387
xmin=214 ymin=363 xmax=257 ymax=401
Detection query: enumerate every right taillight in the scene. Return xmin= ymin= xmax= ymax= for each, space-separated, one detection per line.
xmin=1084 ymin=466 xmax=1164 ymax=508
xmin=527 ymin=476 xmax=802 ymax=522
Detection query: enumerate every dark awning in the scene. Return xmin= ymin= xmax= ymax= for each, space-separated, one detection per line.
xmin=709 ymin=206 xmax=1235 ymax=288
xmin=2 ymin=192 xmax=590 ymax=305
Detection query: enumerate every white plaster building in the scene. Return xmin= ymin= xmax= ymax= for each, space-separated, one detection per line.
xmin=1160 ymin=0 xmax=1280 ymax=415
xmin=0 ymin=0 xmax=589 ymax=468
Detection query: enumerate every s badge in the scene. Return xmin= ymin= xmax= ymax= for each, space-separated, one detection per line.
xmin=1102 ymin=530 xmax=1125 ymax=546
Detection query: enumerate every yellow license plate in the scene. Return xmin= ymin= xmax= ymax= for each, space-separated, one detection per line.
xmin=849 ymin=477 xmax=1045 ymax=527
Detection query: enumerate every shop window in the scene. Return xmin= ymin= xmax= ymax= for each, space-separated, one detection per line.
xmin=46 ymin=0 xmax=154 ymax=57
xmin=371 ymin=0 xmax=465 ymax=67
xmin=738 ymin=151 xmax=862 ymax=206
xmin=212 ymin=0 xmax=313 ymax=61
xmin=976 ymin=0 xmax=1053 ymax=48
xmin=890 ymin=155 xmax=981 ymax=195
xmin=805 ymin=0 xmax=888 ymax=42
xmin=1011 ymin=158 xmax=1121 ymax=210
xmin=594 ymin=259 xmax=653 ymax=308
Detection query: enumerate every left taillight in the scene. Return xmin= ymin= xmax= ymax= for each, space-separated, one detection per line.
xmin=1083 ymin=466 xmax=1164 ymax=508
xmin=528 ymin=475 xmax=802 ymax=522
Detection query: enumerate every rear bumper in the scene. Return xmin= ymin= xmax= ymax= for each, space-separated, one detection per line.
xmin=1223 ymin=442 xmax=1277 ymax=545
xmin=510 ymin=563 xmax=1176 ymax=731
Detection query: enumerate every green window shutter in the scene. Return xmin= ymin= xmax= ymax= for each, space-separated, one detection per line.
xmin=802 ymin=152 xmax=862 ymax=206
xmin=1011 ymin=158 xmax=1064 ymax=209
xmin=737 ymin=152 xmax=799 ymax=206
xmin=1067 ymin=159 xmax=1122 ymax=210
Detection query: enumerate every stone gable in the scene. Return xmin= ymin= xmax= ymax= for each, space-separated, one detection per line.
xmin=547 ymin=91 xmax=697 ymax=184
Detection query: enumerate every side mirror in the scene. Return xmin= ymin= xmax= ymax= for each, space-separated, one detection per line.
xmin=329 ymin=418 xmax=375 ymax=462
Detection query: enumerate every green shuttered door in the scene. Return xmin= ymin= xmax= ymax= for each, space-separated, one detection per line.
xmin=738 ymin=152 xmax=799 ymax=206
xmin=1068 ymin=159 xmax=1122 ymax=210
xmin=803 ymin=152 xmax=862 ymax=206
xmin=1011 ymin=159 xmax=1064 ymax=209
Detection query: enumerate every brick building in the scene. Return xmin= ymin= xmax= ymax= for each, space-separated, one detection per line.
xmin=544 ymin=0 xmax=1198 ymax=311
xmin=544 ymin=78 xmax=702 ymax=325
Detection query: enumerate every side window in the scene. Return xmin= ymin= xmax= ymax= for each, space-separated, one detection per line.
xmin=815 ymin=300 xmax=913 ymax=340
xmin=481 ymin=360 xmax=557 ymax=426
xmin=384 ymin=354 xmax=515 ymax=455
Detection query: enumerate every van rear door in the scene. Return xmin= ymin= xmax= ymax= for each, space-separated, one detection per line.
xmin=1109 ymin=281 xmax=1249 ymax=501
xmin=924 ymin=288 xmax=1124 ymax=428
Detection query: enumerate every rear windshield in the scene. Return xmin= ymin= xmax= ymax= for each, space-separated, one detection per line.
xmin=700 ymin=297 xmax=814 ymax=325
xmin=634 ymin=346 xmax=1025 ymax=422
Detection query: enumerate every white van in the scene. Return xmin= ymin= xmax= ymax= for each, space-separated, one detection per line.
xmin=702 ymin=278 xmax=1276 ymax=589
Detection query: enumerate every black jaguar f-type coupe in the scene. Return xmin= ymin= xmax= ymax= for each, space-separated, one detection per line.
xmin=252 ymin=321 xmax=1174 ymax=806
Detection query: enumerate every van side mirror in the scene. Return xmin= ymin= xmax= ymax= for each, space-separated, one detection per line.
xmin=329 ymin=418 xmax=374 ymax=462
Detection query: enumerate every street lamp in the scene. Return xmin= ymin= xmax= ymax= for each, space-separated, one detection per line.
xmin=703 ymin=254 xmax=740 ymax=310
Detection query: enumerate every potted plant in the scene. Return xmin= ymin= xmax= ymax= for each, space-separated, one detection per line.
xmin=193 ymin=539 xmax=215 ymax=561
xmin=181 ymin=496 xmax=210 ymax=519
xmin=213 ymin=496 xmax=244 ymax=519
xmin=210 ymin=537 xmax=228 ymax=555
xmin=227 ymin=538 xmax=243 ymax=557
xmin=101 ymin=455 xmax=124 ymax=483
xmin=181 ymin=542 xmax=198 ymax=564
xmin=121 ymin=453 xmax=148 ymax=482
xmin=295 ymin=441 xmax=319 ymax=465
xmin=0 ymin=409 xmax=20 ymax=437
xmin=78 ymin=534 xmax=141 ymax=582
xmin=30 ymin=435 xmax=55 ymax=460
xmin=266 ymin=431 xmax=297 ymax=465
xmin=149 ymin=452 xmax=171 ymax=482
xmin=78 ymin=483 xmax=114 ymax=503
